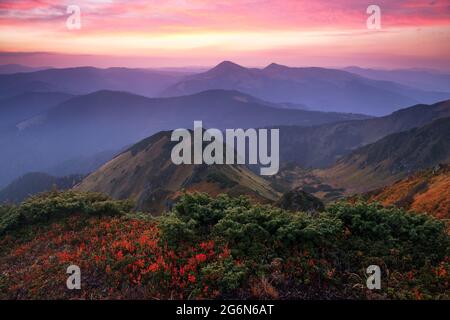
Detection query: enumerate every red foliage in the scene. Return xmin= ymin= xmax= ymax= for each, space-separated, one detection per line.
xmin=0 ymin=214 xmax=235 ymax=299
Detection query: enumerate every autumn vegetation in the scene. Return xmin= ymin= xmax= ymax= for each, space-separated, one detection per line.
xmin=361 ymin=164 xmax=450 ymax=220
xmin=0 ymin=191 xmax=448 ymax=299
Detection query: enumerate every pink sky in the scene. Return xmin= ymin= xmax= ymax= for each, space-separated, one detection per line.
xmin=0 ymin=0 xmax=449 ymax=69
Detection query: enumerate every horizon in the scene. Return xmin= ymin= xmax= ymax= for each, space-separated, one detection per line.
xmin=1 ymin=0 xmax=449 ymax=70
xmin=1 ymin=60 xmax=449 ymax=74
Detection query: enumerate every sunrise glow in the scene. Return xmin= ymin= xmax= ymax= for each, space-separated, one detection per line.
xmin=0 ymin=0 xmax=449 ymax=69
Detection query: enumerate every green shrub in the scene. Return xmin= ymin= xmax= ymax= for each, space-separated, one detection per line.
xmin=159 ymin=192 xmax=342 ymax=276
xmin=0 ymin=190 xmax=133 ymax=235
xmin=158 ymin=193 xmax=450 ymax=298
xmin=0 ymin=205 xmax=22 ymax=236
xmin=160 ymin=193 xmax=251 ymax=245
xmin=213 ymin=205 xmax=341 ymax=259
xmin=202 ymin=258 xmax=248 ymax=292
xmin=327 ymin=201 xmax=450 ymax=269
xmin=2 ymin=191 xmax=448 ymax=299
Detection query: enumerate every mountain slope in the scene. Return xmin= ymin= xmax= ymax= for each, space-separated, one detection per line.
xmin=0 ymin=89 xmax=368 ymax=187
xmin=0 ymin=67 xmax=189 ymax=99
xmin=0 ymin=92 xmax=74 ymax=128
xmin=0 ymin=172 xmax=83 ymax=204
xmin=317 ymin=117 xmax=450 ymax=193
xmin=75 ymin=131 xmax=280 ymax=213
xmin=278 ymin=99 xmax=450 ymax=168
xmin=343 ymin=66 xmax=450 ymax=93
xmin=36 ymin=89 xmax=367 ymax=134
xmin=0 ymin=64 xmax=51 ymax=74
xmin=361 ymin=164 xmax=449 ymax=219
xmin=162 ymin=61 xmax=449 ymax=115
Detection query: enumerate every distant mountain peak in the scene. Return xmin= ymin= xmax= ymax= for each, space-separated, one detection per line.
xmin=208 ymin=61 xmax=246 ymax=74
xmin=81 ymin=89 xmax=146 ymax=99
xmin=216 ymin=60 xmax=242 ymax=67
xmin=264 ymin=62 xmax=288 ymax=71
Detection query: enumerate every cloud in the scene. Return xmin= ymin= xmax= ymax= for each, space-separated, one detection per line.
xmin=1 ymin=0 xmax=449 ymax=29
xmin=0 ymin=0 xmax=448 ymax=69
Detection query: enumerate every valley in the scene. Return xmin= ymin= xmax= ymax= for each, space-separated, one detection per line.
xmin=0 ymin=62 xmax=448 ymax=301
xmin=1 ymin=69 xmax=448 ymax=217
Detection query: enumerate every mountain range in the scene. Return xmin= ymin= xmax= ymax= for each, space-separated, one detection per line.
xmin=0 ymin=66 xmax=189 ymax=99
xmin=277 ymin=100 xmax=450 ymax=168
xmin=162 ymin=61 xmax=450 ymax=115
xmin=343 ymin=66 xmax=450 ymax=93
xmin=0 ymin=64 xmax=51 ymax=74
xmin=73 ymin=113 xmax=450 ymax=213
xmin=317 ymin=117 xmax=450 ymax=193
xmin=0 ymin=62 xmax=449 ymax=209
xmin=1 ymin=62 xmax=449 ymax=116
xmin=0 ymin=89 xmax=369 ymax=187
xmin=1 ymin=106 xmax=448 ymax=211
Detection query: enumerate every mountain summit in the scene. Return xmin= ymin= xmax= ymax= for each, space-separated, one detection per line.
xmin=75 ymin=130 xmax=280 ymax=213
xmin=208 ymin=61 xmax=248 ymax=73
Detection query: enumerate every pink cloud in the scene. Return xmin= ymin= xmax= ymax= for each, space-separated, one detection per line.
xmin=0 ymin=0 xmax=448 ymax=69
xmin=1 ymin=0 xmax=449 ymax=30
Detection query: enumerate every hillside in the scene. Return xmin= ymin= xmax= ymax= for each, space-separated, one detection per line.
xmin=277 ymin=99 xmax=450 ymax=168
xmin=268 ymin=164 xmax=346 ymax=203
xmin=343 ymin=67 xmax=450 ymax=93
xmin=318 ymin=117 xmax=450 ymax=193
xmin=0 ymin=172 xmax=83 ymax=204
xmin=74 ymin=131 xmax=280 ymax=213
xmin=0 ymin=89 xmax=368 ymax=187
xmin=361 ymin=164 xmax=450 ymax=219
xmin=0 ymin=64 xmax=50 ymax=74
xmin=0 ymin=92 xmax=74 ymax=129
xmin=162 ymin=61 xmax=449 ymax=115
xmin=0 ymin=66 xmax=188 ymax=99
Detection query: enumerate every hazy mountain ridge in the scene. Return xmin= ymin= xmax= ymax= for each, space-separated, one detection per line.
xmin=317 ymin=117 xmax=450 ymax=193
xmin=162 ymin=61 xmax=450 ymax=115
xmin=0 ymin=92 xmax=74 ymax=129
xmin=0 ymin=64 xmax=51 ymax=74
xmin=0 ymin=89 xmax=370 ymax=187
xmin=2 ymin=62 xmax=447 ymax=116
xmin=74 ymin=107 xmax=450 ymax=213
xmin=0 ymin=172 xmax=83 ymax=204
xmin=1 ymin=63 xmax=449 ymax=210
xmin=277 ymin=99 xmax=450 ymax=168
xmin=0 ymin=66 xmax=189 ymax=99
xmin=343 ymin=66 xmax=450 ymax=93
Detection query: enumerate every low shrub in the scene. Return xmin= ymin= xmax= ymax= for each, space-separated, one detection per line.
xmin=157 ymin=193 xmax=450 ymax=298
xmin=0 ymin=190 xmax=133 ymax=235
xmin=0 ymin=191 xmax=448 ymax=299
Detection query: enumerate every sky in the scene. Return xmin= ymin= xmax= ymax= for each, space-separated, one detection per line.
xmin=0 ymin=0 xmax=449 ymax=69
